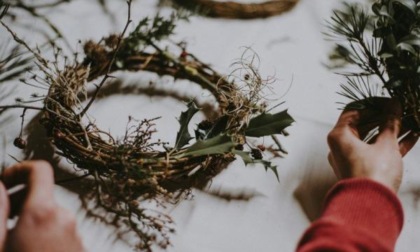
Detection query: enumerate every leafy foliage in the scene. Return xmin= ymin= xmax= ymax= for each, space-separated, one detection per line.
xmin=328 ymin=0 xmax=420 ymax=130
xmin=180 ymin=134 xmax=235 ymax=157
xmin=245 ymin=110 xmax=294 ymax=137
xmin=174 ymin=101 xmax=199 ymax=149
xmin=120 ymin=12 xmax=190 ymax=57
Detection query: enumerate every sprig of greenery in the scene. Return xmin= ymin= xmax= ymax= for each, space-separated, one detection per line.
xmin=327 ymin=0 xmax=420 ymax=130
xmin=327 ymin=4 xmax=385 ymax=81
xmin=120 ymin=11 xmax=190 ymax=57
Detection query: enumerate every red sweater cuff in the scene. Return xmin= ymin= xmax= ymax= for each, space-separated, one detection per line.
xmin=322 ymin=178 xmax=403 ymax=236
xmin=297 ymin=178 xmax=404 ymax=252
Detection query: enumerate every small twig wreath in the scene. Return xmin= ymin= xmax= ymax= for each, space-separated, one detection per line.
xmin=1 ymin=3 xmax=294 ymax=251
xmin=171 ymin=0 xmax=299 ymax=19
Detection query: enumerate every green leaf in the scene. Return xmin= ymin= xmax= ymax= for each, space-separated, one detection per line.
xmin=174 ymin=102 xmax=199 ymax=150
xmin=233 ymin=150 xmax=253 ymax=164
xmin=392 ymin=0 xmax=416 ymax=13
xmin=245 ymin=110 xmax=294 ymax=137
xmin=376 ymin=5 xmax=394 ymax=19
xmin=206 ymin=115 xmax=228 ymax=138
xmin=379 ymin=51 xmax=394 ymax=59
xmin=372 ymin=2 xmax=381 ymax=15
xmin=399 ymin=34 xmax=420 ymax=46
xmin=386 ymin=79 xmax=403 ymax=88
xmin=233 ymin=150 xmax=280 ymax=182
xmin=180 ymin=134 xmax=235 ymax=157
xmin=254 ymin=160 xmax=280 ymax=182
xmin=373 ymin=27 xmax=392 ymax=37
xmin=385 ymin=34 xmax=397 ymax=50
xmin=396 ymin=42 xmax=416 ymax=54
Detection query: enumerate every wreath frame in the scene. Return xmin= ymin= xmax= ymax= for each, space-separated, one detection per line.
xmin=171 ymin=0 xmax=299 ymax=19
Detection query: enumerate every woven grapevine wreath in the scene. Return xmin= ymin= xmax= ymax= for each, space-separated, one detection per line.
xmin=1 ymin=11 xmax=294 ymax=251
xmin=171 ymin=0 xmax=299 ymax=19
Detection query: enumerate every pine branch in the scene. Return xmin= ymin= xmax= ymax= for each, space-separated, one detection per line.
xmin=328 ymin=0 xmax=420 ymax=130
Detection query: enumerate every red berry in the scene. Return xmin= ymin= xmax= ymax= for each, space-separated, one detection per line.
xmin=180 ymin=51 xmax=188 ymax=59
xmin=257 ymin=144 xmax=266 ymax=151
xmin=13 ymin=137 xmax=27 ymax=149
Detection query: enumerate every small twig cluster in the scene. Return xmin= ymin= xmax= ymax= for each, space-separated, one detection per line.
xmin=0 ymin=0 xmax=115 ymax=52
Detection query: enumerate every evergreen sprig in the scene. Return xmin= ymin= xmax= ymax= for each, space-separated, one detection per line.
xmin=328 ymin=0 xmax=420 ymax=130
xmin=121 ymin=12 xmax=190 ymax=56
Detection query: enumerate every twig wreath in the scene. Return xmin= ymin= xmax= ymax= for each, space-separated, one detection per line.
xmin=327 ymin=0 xmax=420 ymax=131
xmin=171 ymin=0 xmax=299 ymax=19
xmin=0 ymin=2 xmax=294 ymax=251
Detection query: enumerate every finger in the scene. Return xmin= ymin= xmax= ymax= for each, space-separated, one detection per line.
xmin=375 ymin=115 xmax=401 ymax=146
xmin=357 ymin=117 xmax=382 ymax=140
xmin=328 ymin=105 xmax=368 ymax=149
xmin=346 ymin=97 xmax=401 ymax=140
xmin=399 ymin=131 xmax=419 ymax=157
xmin=327 ymin=152 xmax=341 ymax=178
xmin=0 ymin=182 xmax=9 ymax=252
xmin=337 ymin=104 xmax=381 ymax=139
xmin=334 ymin=110 xmax=360 ymax=130
xmin=327 ymin=152 xmax=334 ymax=169
xmin=1 ymin=161 xmax=55 ymax=209
xmin=374 ymin=96 xmax=402 ymax=145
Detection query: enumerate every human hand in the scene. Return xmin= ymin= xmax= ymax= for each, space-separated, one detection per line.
xmin=0 ymin=160 xmax=85 ymax=252
xmin=327 ymin=98 xmax=418 ymax=192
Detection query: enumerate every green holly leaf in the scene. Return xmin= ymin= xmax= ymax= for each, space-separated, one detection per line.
xmin=245 ymin=110 xmax=294 ymax=137
xmin=206 ymin=115 xmax=228 ymax=139
xmin=254 ymin=159 xmax=280 ymax=182
xmin=180 ymin=134 xmax=235 ymax=157
xmin=174 ymin=102 xmax=199 ymax=150
xmin=233 ymin=150 xmax=253 ymax=164
xmin=233 ymin=150 xmax=280 ymax=182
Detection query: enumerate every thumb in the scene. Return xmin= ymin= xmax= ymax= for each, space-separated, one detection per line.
xmin=0 ymin=182 xmax=9 ymax=252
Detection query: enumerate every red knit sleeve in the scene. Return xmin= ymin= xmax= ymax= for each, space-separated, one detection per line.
xmin=296 ymin=178 xmax=404 ymax=252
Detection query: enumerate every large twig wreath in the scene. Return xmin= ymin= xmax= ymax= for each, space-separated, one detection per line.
xmin=1 ymin=3 xmax=293 ymax=251
xmin=171 ymin=0 xmax=299 ymax=19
